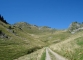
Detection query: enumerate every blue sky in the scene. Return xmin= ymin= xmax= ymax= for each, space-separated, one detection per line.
xmin=0 ymin=0 xmax=83 ymax=29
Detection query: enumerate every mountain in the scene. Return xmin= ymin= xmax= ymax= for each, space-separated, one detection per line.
xmin=0 ymin=15 xmax=83 ymax=60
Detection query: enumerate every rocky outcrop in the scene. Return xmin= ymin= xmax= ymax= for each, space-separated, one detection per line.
xmin=68 ymin=22 xmax=83 ymax=33
xmin=0 ymin=30 xmax=8 ymax=38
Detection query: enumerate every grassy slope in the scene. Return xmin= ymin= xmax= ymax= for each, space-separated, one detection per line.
xmin=0 ymin=21 xmax=45 ymax=60
xmin=40 ymin=49 xmax=46 ymax=60
xmin=14 ymin=48 xmax=45 ymax=60
xmin=50 ymin=31 xmax=83 ymax=60
xmin=39 ymin=30 xmax=71 ymax=45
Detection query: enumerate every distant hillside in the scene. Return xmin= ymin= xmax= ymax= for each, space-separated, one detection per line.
xmin=13 ymin=22 xmax=56 ymax=34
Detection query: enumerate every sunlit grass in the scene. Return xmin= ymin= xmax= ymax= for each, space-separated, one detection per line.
xmin=40 ymin=49 xmax=46 ymax=60
xmin=50 ymin=31 xmax=83 ymax=60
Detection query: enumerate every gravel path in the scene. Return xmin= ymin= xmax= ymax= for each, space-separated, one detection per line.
xmin=45 ymin=48 xmax=51 ymax=60
xmin=47 ymin=47 xmax=68 ymax=60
